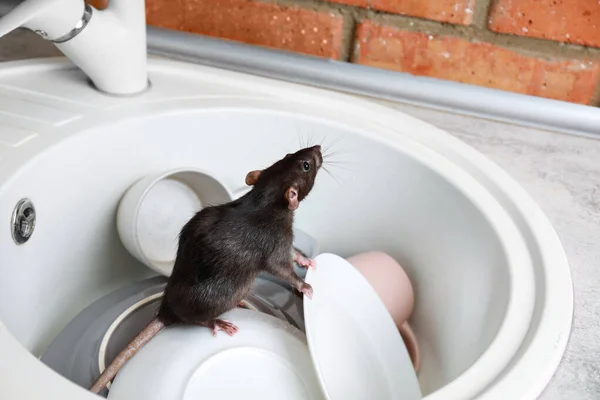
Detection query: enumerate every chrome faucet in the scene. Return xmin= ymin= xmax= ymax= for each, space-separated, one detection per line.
xmin=0 ymin=0 xmax=148 ymax=95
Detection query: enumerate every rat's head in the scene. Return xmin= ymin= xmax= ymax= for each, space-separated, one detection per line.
xmin=245 ymin=145 xmax=323 ymax=210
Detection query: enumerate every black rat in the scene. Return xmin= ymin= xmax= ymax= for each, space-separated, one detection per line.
xmin=89 ymin=144 xmax=323 ymax=394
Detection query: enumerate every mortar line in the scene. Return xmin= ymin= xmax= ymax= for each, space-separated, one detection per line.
xmin=472 ymin=0 xmax=493 ymax=29
xmin=340 ymin=12 xmax=358 ymax=62
xmin=591 ymin=76 xmax=600 ymax=106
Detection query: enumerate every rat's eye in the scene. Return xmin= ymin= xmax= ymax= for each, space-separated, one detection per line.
xmin=302 ymin=161 xmax=311 ymax=171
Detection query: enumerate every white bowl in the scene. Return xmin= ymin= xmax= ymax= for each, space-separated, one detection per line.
xmin=116 ymin=168 xmax=232 ymax=276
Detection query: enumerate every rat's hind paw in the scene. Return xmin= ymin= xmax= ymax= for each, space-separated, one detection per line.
xmin=211 ymin=319 xmax=239 ymax=336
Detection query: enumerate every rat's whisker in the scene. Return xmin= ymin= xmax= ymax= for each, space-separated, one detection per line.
xmin=325 ymin=135 xmax=343 ymax=148
xmin=322 ymin=157 xmax=355 ymax=164
xmin=303 ymin=128 xmax=310 ymax=148
xmin=323 ymin=136 xmax=345 ymax=155
xmin=323 ymin=148 xmax=354 ymax=159
xmin=322 ymin=165 xmax=345 ymax=187
xmin=323 ymin=162 xmax=355 ymax=173
xmin=306 ymin=125 xmax=313 ymax=147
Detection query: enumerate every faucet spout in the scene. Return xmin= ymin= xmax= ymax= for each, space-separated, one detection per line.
xmin=0 ymin=0 xmax=148 ymax=96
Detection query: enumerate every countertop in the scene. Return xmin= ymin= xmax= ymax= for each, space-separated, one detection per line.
xmin=1 ymin=28 xmax=599 ymax=400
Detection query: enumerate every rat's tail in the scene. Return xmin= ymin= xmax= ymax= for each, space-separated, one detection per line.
xmin=89 ymin=317 xmax=166 ymax=394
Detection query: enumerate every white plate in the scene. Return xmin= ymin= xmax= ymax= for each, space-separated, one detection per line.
xmin=107 ymin=308 xmax=326 ymax=400
xmin=304 ymin=253 xmax=423 ymax=400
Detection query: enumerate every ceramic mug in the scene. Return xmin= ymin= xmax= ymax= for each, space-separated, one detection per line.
xmin=117 ymin=167 xmax=232 ymax=276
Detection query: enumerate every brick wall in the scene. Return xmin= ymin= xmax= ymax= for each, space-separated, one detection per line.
xmin=87 ymin=0 xmax=600 ymax=105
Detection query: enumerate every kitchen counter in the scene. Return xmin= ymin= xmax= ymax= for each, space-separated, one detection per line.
xmin=2 ymin=28 xmax=599 ymax=400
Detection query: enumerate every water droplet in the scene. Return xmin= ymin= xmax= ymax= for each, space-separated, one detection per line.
xmin=428 ymin=35 xmax=434 ymax=40
xmin=313 ymin=27 xmax=319 ymax=33
xmin=522 ymin=27 xmax=529 ymax=32
xmin=322 ymin=39 xmax=328 ymax=44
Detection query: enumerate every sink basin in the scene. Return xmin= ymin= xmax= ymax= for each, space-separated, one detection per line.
xmin=0 ymin=57 xmax=573 ymax=400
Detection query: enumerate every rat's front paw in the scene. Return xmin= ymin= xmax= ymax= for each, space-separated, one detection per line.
xmin=294 ymin=251 xmax=317 ymax=269
xmin=299 ymin=282 xmax=313 ymax=299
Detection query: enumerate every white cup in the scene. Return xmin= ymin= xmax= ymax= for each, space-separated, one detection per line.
xmin=117 ymin=168 xmax=233 ymax=276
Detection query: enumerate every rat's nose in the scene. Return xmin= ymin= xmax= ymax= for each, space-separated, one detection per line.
xmin=312 ymin=145 xmax=321 ymax=152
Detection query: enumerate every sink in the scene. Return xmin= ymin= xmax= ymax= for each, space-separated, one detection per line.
xmin=0 ymin=56 xmax=573 ymax=400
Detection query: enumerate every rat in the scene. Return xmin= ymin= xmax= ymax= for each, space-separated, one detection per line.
xmin=89 ymin=144 xmax=323 ymax=394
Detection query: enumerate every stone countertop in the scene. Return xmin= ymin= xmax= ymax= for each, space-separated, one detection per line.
xmin=2 ymin=28 xmax=599 ymax=400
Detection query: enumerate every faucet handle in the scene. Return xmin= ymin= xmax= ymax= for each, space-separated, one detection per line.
xmin=0 ymin=0 xmax=85 ymax=41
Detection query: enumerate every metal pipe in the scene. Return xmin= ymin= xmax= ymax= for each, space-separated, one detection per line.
xmin=146 ymin=26 xmax=600 ymax=138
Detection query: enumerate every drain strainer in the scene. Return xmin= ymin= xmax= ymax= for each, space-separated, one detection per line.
xmin=11 ymin=198 xmax=36 ymax=244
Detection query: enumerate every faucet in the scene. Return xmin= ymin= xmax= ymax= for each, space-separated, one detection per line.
xmin=0 ymin=0 xmax=148 ymax=95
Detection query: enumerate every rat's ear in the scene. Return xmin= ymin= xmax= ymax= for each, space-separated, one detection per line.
xmin=245 ymin=170 xmax=262 ymax=186
xmin=285 ymin=186 xmax=299 ymax=210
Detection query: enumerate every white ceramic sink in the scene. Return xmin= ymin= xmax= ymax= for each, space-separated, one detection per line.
xmin=0 ymin=57 xmax=572 ymax=400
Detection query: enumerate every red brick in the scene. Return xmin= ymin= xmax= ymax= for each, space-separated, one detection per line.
xmin=146 ymin=0 xmax=185 ymax=30
xmin=144 ymin=0 xmax=344 ymax=59
xmin=489 ymin=0 xmax=600 ymax=48
xmin=354 ymin=21 xmax=600 ymax=104
xmin=326 ymin=0 xmax=476 ymax=25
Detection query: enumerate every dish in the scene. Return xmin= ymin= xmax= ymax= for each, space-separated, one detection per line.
xmin=106 ymin=308 xmax=326 ymax=400
xmin=346 ymin=251 xmax=420 ymax=371
xmin=304 ymin=253 xmax=422 ymax=400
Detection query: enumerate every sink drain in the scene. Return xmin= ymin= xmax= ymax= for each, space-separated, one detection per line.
xmin=11 ymin=198 xmax=36 ymax=244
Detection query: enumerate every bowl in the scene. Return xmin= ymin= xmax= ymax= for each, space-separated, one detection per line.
xmin=116 ymin=167 xmax=232 ymax=276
